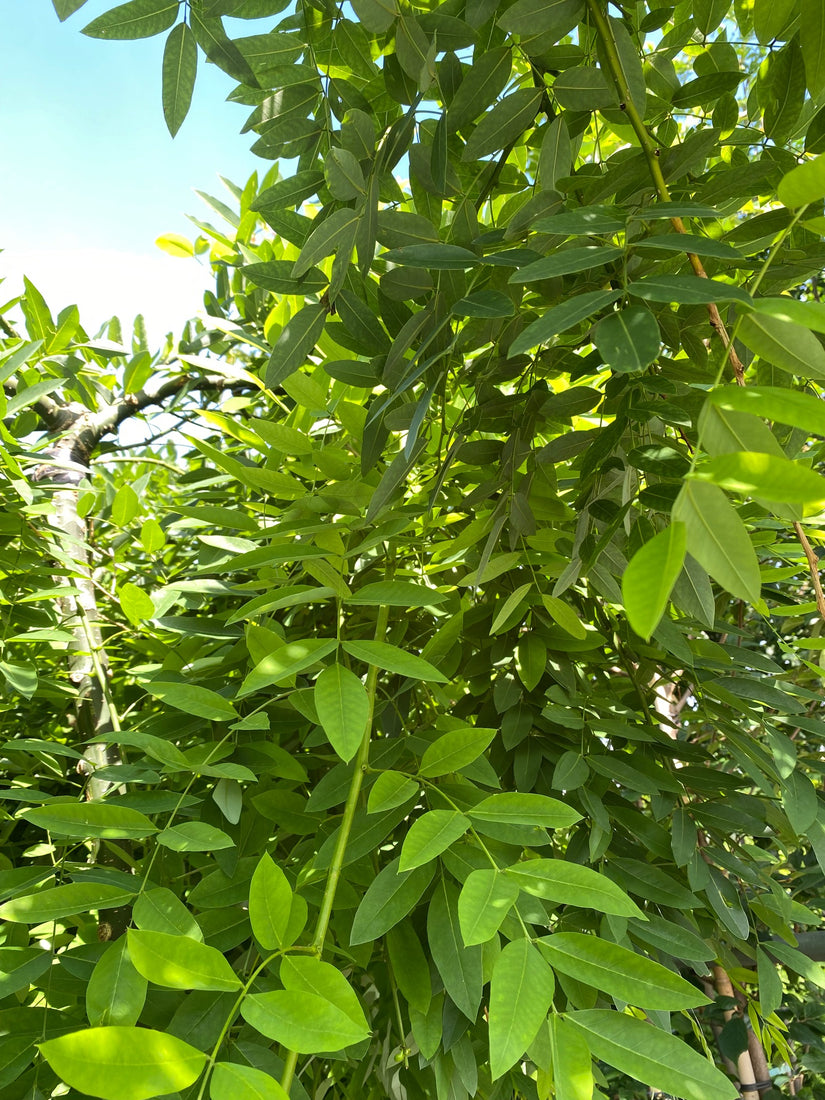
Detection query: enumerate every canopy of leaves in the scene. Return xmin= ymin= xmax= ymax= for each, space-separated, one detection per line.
xmin=3 ymin=0 xmax=825 ymax=1097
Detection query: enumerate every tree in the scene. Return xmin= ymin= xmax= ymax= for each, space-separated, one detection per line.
xmin=4 ymin=0 xmax=825 ymax=1096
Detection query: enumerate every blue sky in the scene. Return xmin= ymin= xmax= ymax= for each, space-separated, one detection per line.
xmin=1 ymin=1 xmax=267 ymax=338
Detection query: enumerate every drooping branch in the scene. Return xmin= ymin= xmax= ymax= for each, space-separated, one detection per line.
xmin=582 ymin=0 xmax=747 ymax=385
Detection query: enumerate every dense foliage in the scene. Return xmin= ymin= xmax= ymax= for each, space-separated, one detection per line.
xmin=6 ymin=0 xmax=825 ymax=1096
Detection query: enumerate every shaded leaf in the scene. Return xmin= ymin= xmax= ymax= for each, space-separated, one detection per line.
xmin=162 ymin=22 xmax=197 ymax=137
xmin=672 ymin=481 xmax=761 ymax=604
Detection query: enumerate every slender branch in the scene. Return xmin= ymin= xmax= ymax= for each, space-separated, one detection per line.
xmin=583 ymin=0 xmax=746 ymax=383
xmin=280 ymin=602 xmax=391 ymax=1097
xmin=793 ymin=522 xmax=825 ymax=619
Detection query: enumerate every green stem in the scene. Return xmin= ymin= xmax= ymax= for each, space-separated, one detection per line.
xmin=195 ymin=951 xmax=281 ymax=1100
xmin=312 ymin=604 xmax=390 ymax=952
xmin=193 ymin=943 xmax=318 ymax=1100
xmin=279 ymin=601 xmax=391 ymax=1095
xmin=583 ymin=0 xmax=668 ymax=201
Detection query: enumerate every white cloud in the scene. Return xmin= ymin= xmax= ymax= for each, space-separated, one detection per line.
xmin=0 ymin=247 xmax=213 ymax=347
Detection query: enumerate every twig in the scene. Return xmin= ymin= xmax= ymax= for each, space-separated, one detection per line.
xmin=792 ymin=521 xmax=825 ymax=620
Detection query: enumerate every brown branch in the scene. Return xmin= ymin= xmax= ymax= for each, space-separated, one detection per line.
xmin=793 ymin=521 xmax=825 ymax=620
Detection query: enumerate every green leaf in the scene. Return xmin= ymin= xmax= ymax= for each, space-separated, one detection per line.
xmin=127 ymin=929 xmax=241 ymax=991
xmin=399 ymin=810 xmax=471 ymax=871
xmin=538 ymin=116 xmax=571 ymax=193
xmin=622 ymin=524 xmax=686 ymax=640
xmin=447 ymin=47 xmax=512 ymax=132
xmin=211 ymin=1061 xmax=290 ymax=1100
xmin=593 ymin=307 xmax=661 ymax=373
xmin=111 ymin=484 xmax=139 ymax=525
xmin=244 ymin=261 xmax=326 ymax=296
xmin=162 ymin=22 xmax=197 ymax=137
xmin=342 ymin=639 xmax=448 ymax=682
xmin=157 ymin=822 xmax=235 ymax=851
xmin=506 ymin=860 xmax=645 ymax=919
xmin=757 ymin=946 xmax=783 ymax=1017
xmin=325 ymin=146 xmax=365 ymax=201
xmin=292 ymin=207 xmax=359 ymax=278
xmin=367 ymin=771 xmax=419 ymax=814
xmin=86 ymin=940 xmax=148 ymax=1027
xmin=0 ymin=882 xmax=136 ymax=923
xmin=143 ymin=680 xmax=238 ymax=721
xmin=387 ymin=924 xmax=432 ymax=1012
xmin=119 ymin=582 xmax=155 ymax=626
xmin=803 ymin=0 xmax=825 ymax=97
xmin=542 ymin=595 xmax=588 ymax=639
xmin=52 ymin=0 xmax=90 ymax=20
xmin=451 ymin=289 xmax=516 ymax=319
xmin=419 ymin=726 xmax=497 ymax=777
xmin=280 ymin=955 xmax=369 ymax=1030
xmin=350 ymin=0 xmax=397 ymax=32
xmin=737 ymin=311 xmax=825 ymax=379
xmin=155 ymin=232 xmax=193 ymax=257
xmin=498 ymin=0 xmax=583 ymax=36
xmin=767 ymin=940 xmax=825 ymax=988
xmin=553 ymin=66 xmax=616 ymax=110
xmin=534 ymin=206 xmax=626 ymax=235
xmin=240 ymin=639 xmax=338 ymax=695
xmin=350 ymin=857 xmax=435 ymax=944
xmin=21 ymin=802 xmax=156 ymax=839
xmin=248 ymin=853 xmax=293 ymax=950
xmin=781 ymin=769 xmax=819 ymax=834
xmin=462 ymin=88 xmax=543 ymax=161
xmin=708 ymin=383 xmax=825 ymax=435
xmin=469 ymin=792 xmax=582 ymax=829
xmin=427 ymin=878 xmax=483 ymax=1020
xmin=489 ymin=939 xmax=554 ymax=1078
xmin=538 ymin=933 xmax=710 ymax=1010
xmin=82 ymin=0 xmax=178 ymax=39
xmin=140 ymin=518 xmax=166 ymax=554
xmin=567 ymin=1011 xmax=739 ymax=1100
xmin=628 ymin=275 xmax=751 ymax=305
xmin=694 ymin=452 xmax=825 ymax=505
xmin=241 ymin=991 xmax=368 ymax=1053
xmin=549 ymin=1016 xmax=593 ymax=1100
xmin=516 ymin=633 xmax=547 ymax=690
xmin=266 ymin=304 xmax=327 ymax=389
xmin=778 ymin=153 xmax=825 ymax=207
xmin=457 ymin=869 xmax=519 ymax=946
xmin=753 ymin=0 xmax=797 ymax=42
xmin=672 ymin=481 xmax=761 ymax=604
xmin=495 ymin=580 xmax=532 ymax=633
xmin=634 ymin=233 xmax=742 ymax=260
xmin=189 ymin=11 xmax=258 ymax=86
xmin=0 ymin=947 xmax=52 ymax=999
xmin=609 ymin=858 xmax=700 ymax=909
xmin=628 ymin=915 xmax=714 ymax=962
xmin=347 ymin=581 xmax=446 ymax=606
xmin=38 ymin=1027 xmax=207 ymax=1100
xmin=747 ymin=295 xmax=825 ymax=335
xmin=508 ymin=290 xmax=621 ymax=356
xmin=133 ymin=887 xmax=202 ymax=940
xmin=510 ymin=245 xmax=623 ymax=283
xmin=314 ymin=663 xmax=370 ymax=763
xmin=381 ymin=244 xmax=479 ymax=270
